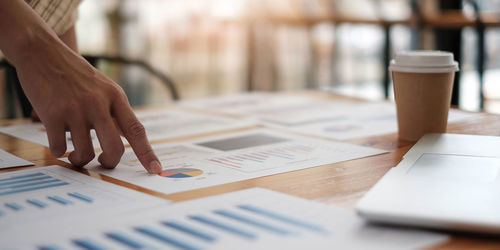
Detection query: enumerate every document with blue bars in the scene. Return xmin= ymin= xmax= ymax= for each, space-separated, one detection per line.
xmin=0 ymin=165 xmax=169 ymax=232
xmin=1 ymin=188 xmax=448 ymax=249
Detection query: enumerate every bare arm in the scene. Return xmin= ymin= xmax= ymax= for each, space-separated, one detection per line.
xmin=59 ymin=26 xmax=78 ymax=52
xmin=0 ymin=0 xmax=162 ymax=173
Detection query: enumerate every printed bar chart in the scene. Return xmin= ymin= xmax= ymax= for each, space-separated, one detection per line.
xmin=135 ymin=226 xmax=202 ymax=250
xmin=34 ymin=203 xmax=322 ymax=249
xmin=72 ymin=238 xmax=108 ymax=250
xmin=163 ymin=221 xmax=217 ymax=242
xmin=214 ymin=209 xmax=295 ymax=235
xmin=0 ymin=172 xmax=68 ymax=196
xmin=0 ymin=166 xmax=169 ymax=231
xmin=5 ymin=202 xmax=23 ymax=211
xmin=206 ymin=143 xmax=315 ymax=172
xmin=27 ymin=199 xmax=48 ymax=209
xmin=3 ymin=192 xmax=95 ymax=217
xmin=189 ymin=215 xmax=257 ymax=239
xmin=48 ymin=195 xmax=74 ymax=206
xmin=68 ymin=192 xmax=94 ymax=203
xmin=237 ymin=204 xmax=326 ymax=233
xmin=105 ymin=231 xmax=152 ymax=249
xmin=5 ymin=188 xmax=447 ymax=250
xmin=38 ymin=245 xmax=63 ymax=250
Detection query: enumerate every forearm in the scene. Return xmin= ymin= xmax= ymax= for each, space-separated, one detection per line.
xmin=0 ymin=0 xmax=69 ymax=67
xmin=59 ymin=26 xmax=78 ymax=52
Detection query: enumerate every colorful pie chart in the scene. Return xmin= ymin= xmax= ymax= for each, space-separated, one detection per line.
xmin=158 ymin=168 xmax=204 ymax=178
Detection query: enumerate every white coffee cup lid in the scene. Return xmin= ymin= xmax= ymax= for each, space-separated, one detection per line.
xmin=389 ymin=50 xmax=459 ymax=73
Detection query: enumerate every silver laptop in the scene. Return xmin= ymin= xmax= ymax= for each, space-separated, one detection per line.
xmin=357 ymin=133 xmax=500 ymax=234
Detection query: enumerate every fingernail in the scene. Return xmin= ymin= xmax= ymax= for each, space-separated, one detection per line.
xmin=148 ymin=160 xmax=162 ymax=174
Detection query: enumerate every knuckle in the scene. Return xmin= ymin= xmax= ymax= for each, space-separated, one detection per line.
xmin=46 ymin=105 xmax=62 ymax=118
xmin=107 ymin=142 xmax=125 ymax=159
xmin=44 ymin=102 xmax=71 ymax=120
xmin=107 ymin=83 xmax=127 ymax=101
xmin=72 ymin=148 xmax=95 ymax=166
xmin=84 ymin=93 xmax=101 ymax=106
xmin=91 ymin=104 xmax=110 ymax=120
xmin=124 ymin=120 xmax=146 ymax=139
xmin=80 ymin=90 xmax=105 ymax=109
xmin=65 ymin=101 xmax=82 ymax=115
xmin=68 ymin=100 xmax=80 ymax=111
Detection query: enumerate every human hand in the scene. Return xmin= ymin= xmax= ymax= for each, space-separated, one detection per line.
xmin=14 ymin=43 xmax=162 ymax=174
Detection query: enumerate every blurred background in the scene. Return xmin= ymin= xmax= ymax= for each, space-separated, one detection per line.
xmin=2 ymin=0 xmax=500 ymax=118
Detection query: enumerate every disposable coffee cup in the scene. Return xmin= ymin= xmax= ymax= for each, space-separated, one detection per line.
xmin=390 ymin=51 xmax=459 ymax=141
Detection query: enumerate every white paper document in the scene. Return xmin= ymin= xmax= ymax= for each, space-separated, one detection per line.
xmin=0 ymin=109 xmax=254 ymax=151
xmin=181 ymin=92 xmax=477 ymax=140
xmin=0 ymin=123 xmax=89 ymax=151
xmin=135 ymin=109 xmax=255 ymax=142
xmin=180 ymin=92 xmax=318 ymax=116
xmin=0 ymin=165 xmax=169 ymax=232
xmin=257 ymin=101 xmax=398 ymax=140
xmin=0 ymin=149 xmax=34 ymax=169
xmin=256 ymin=101 xmax=478 ymax=140
xmin=63 ymin=129 xmax=386 ymax=195
xmin=0 ymin=188 xmax=448 ymax=249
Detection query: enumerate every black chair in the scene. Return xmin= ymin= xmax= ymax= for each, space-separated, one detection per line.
xmin=1 ymin=54 xmax=179 ymax=119
xmin=463 ymin=0 xmax=486 ymax=109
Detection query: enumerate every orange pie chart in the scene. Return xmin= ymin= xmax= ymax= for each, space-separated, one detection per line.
xmin=158 ymin=168 xmax=204 ymax=178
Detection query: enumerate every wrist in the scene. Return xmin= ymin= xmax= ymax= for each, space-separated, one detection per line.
xmin=6 ymin=25 xmax=63 ymax=68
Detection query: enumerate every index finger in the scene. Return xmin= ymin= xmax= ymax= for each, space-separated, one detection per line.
xmin=112 ymin=97 xmax=162 ymax=174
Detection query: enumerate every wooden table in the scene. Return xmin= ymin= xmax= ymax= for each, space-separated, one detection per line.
xmin=2 ymin=92 xmax=500 ymax=249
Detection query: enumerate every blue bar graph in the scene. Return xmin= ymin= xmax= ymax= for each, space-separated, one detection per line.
xmin=4 ymin=179 xmax=62 ymax=190
xmin=20 ymin=202 xmax=330 ymax=249
xmin=48 ymin=195 xmax=73 ymax=205
xmin=38 ymin=245 xmax=64 ymax=250
xmin=68 ymin=192 xmax=94 ymax=203
xmin=0 ymin=172 xmax=68 ymax=196
xmin=189 ymin=215 xmax=257 ymax=239
xmin=238 ymin=204 xmax=326 ymax=233
xmin=105 ymin=231 xmax=153 ymax=249
xmin=27 ymin=199 xmax=48 ymax=209
xmin=214 ymin=209 xmax=295 ymax=235
xmin=0 ymin=175 xmax=52 ymax=187
xmin=163 ymin=221 xmax=217 ymax=242
xmin=135 ymin=226 xmax=201 ymax=250
xmin=0 ymin=173 xmax=46 ymax=183
xmin=72 ymin=238 xmax=109 ymax=250
xmin=5 ymin=202 xmax=23 ymax=211
xmin=0 ymin=182 xmax=69 ymax=196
